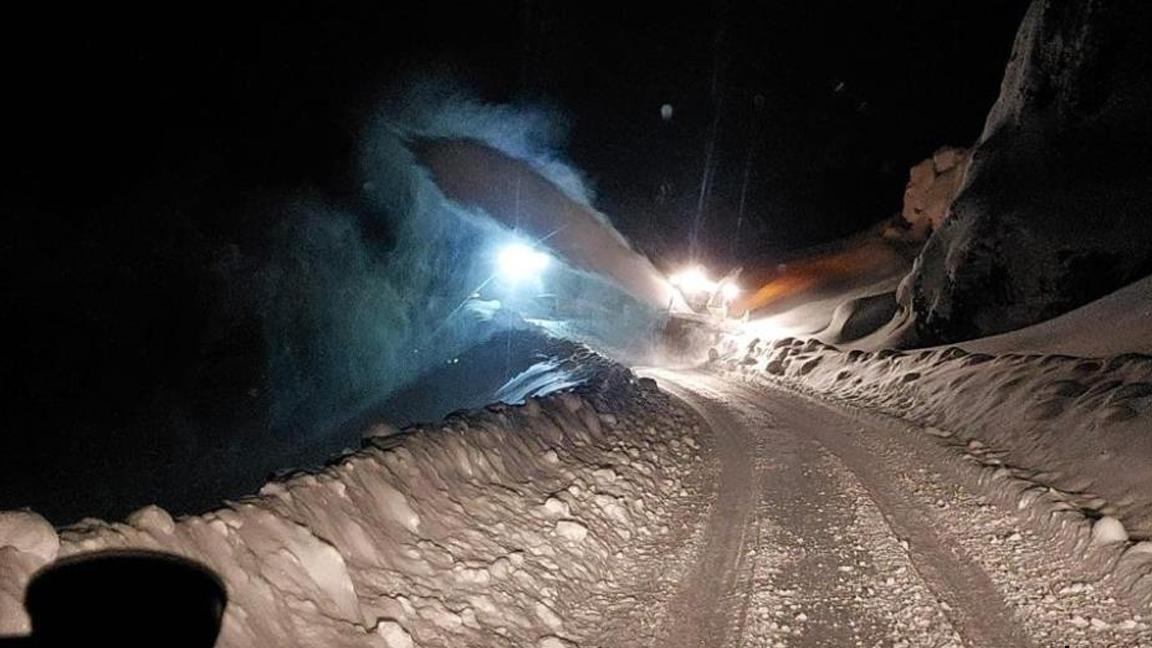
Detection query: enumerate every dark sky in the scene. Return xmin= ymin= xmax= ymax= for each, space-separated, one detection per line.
xmin=7 ymin=1 xmax=1029 ymax=262
xmin=2 ymin=1 xmax=1030 ymax=520
xmin=525 ymin=1 xmax=1031 ymax=262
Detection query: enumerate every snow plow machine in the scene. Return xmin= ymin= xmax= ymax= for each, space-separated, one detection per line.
xmin=661 ymin=266 xmax=747 ymax=356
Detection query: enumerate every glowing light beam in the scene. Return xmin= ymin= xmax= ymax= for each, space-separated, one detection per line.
xmin=497 ymin=243 xmax=551 ymax=282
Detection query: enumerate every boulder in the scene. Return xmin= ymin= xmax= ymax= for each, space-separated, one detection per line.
xmin=898 ymin=0 xmax=1152 ymax=344
xmin=898 ymin=147 xmax=971 ymax=241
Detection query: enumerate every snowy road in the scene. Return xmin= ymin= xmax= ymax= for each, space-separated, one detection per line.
xmin=619 ymin=368 xmax=1150 ymax=648
xmin=4 ymin=359 xmax=1147 ymax=647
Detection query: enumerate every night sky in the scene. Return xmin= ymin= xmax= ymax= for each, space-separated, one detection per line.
xmin=3 ymin=1 xmax=1029 ymax=520
xmin=8 ymin=1 xmax=1029 ymax=260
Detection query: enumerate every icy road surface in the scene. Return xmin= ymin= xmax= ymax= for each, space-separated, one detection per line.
xmin=612 ymin=368 xmax=1150 ymax=648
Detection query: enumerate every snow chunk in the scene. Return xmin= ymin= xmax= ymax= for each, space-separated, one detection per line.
xmin=538 ymin=636 xmax=577 ymax=648
xmin=594 ymin=494 xmax=631 ymax=525
xmin=553 ymin=520 xmax=588 ymax=542
xmin=534 ymin=601 xmax=564 ymax=630
xmin=490 ymin=556 xmax=513 ymax=579
xmin=379 ymin=483 xmax=421 ymax=532
xmin=1091 ymin=516 xmax=1128 ymax=545
xmin=423 ymin=602 xmax=464 ymax=632
xmin=127 ymin=505 xmax=176 ymax=535
xmin=592 ymin=467 xmax=617 ymax=485
xmin=0 ymin=510 xmax=58 ymax=562
xmin=542 ymin=497 xmax=570 ymax=517
xmin=363 ymin=422 xmax=401 ymax=440
xmin=1127 ymin=541 xmax=1152 ymax=555
xmin=375 ymin=619 xmax=414 ymax=648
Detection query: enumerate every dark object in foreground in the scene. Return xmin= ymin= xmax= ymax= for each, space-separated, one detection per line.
xmin=0 ymin=550 xmax=227 ymax=648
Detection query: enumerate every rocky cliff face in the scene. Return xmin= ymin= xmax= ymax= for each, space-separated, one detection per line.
xmin=898 ymin=0 xmax=1152 ymax=344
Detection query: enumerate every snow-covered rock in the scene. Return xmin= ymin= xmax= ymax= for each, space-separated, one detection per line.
xmin=894 ymin=147 xmax=970 ymax=242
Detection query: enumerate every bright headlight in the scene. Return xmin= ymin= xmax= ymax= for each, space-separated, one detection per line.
xmin=497 ymin=243 xmax=550 ymax=281
xmin=670 ymin=266 xmax=716 ymax=294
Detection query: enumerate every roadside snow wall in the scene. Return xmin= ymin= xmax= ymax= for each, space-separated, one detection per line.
xmin=0 ymin=368 xmax=709 ymax=647
xmin=716 ymin=336 xmax=1152 ymax=607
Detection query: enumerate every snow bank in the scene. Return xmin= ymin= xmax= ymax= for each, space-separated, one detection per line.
xmin=0 ymin=512 xmax=60 ymax=634
xmin=0 ymin=365 xmax=710 ymax=646
xmin=364 ymin=332 xmax=615 ymax=429
xmin=713 ymin=335 xmax=1152 ymax=606
xmin=734 ymin=236 xmax=910 ymax=341
xmin=960 ymin=275 xmax=1152 ymax=357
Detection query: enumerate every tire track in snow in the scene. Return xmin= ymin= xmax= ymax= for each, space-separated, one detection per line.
xmin=647 ymin=374 xmax=760 ymax=648
xmin=648 ymin=368 xmax=1035 ymax=647
xmin=720 ymin=376 xmax=1035 ymax=647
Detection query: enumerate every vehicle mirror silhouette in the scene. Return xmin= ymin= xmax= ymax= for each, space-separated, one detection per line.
xmin=1 ymin=550 xmax=226 ymax=648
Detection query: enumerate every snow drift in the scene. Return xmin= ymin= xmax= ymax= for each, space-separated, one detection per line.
xmin=0 ymin=360 xmax=712 ymax=647
xmin=713 ymin=333 xmax=1152 ymax=607
xmin=961 ymin=274 xmax=1152 ymax=358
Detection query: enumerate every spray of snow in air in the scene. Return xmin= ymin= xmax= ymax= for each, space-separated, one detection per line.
xmin=408 ymin=136 xmax=684 ymax=312
xmin=250 ymin=79 xmax=669 ymax=451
